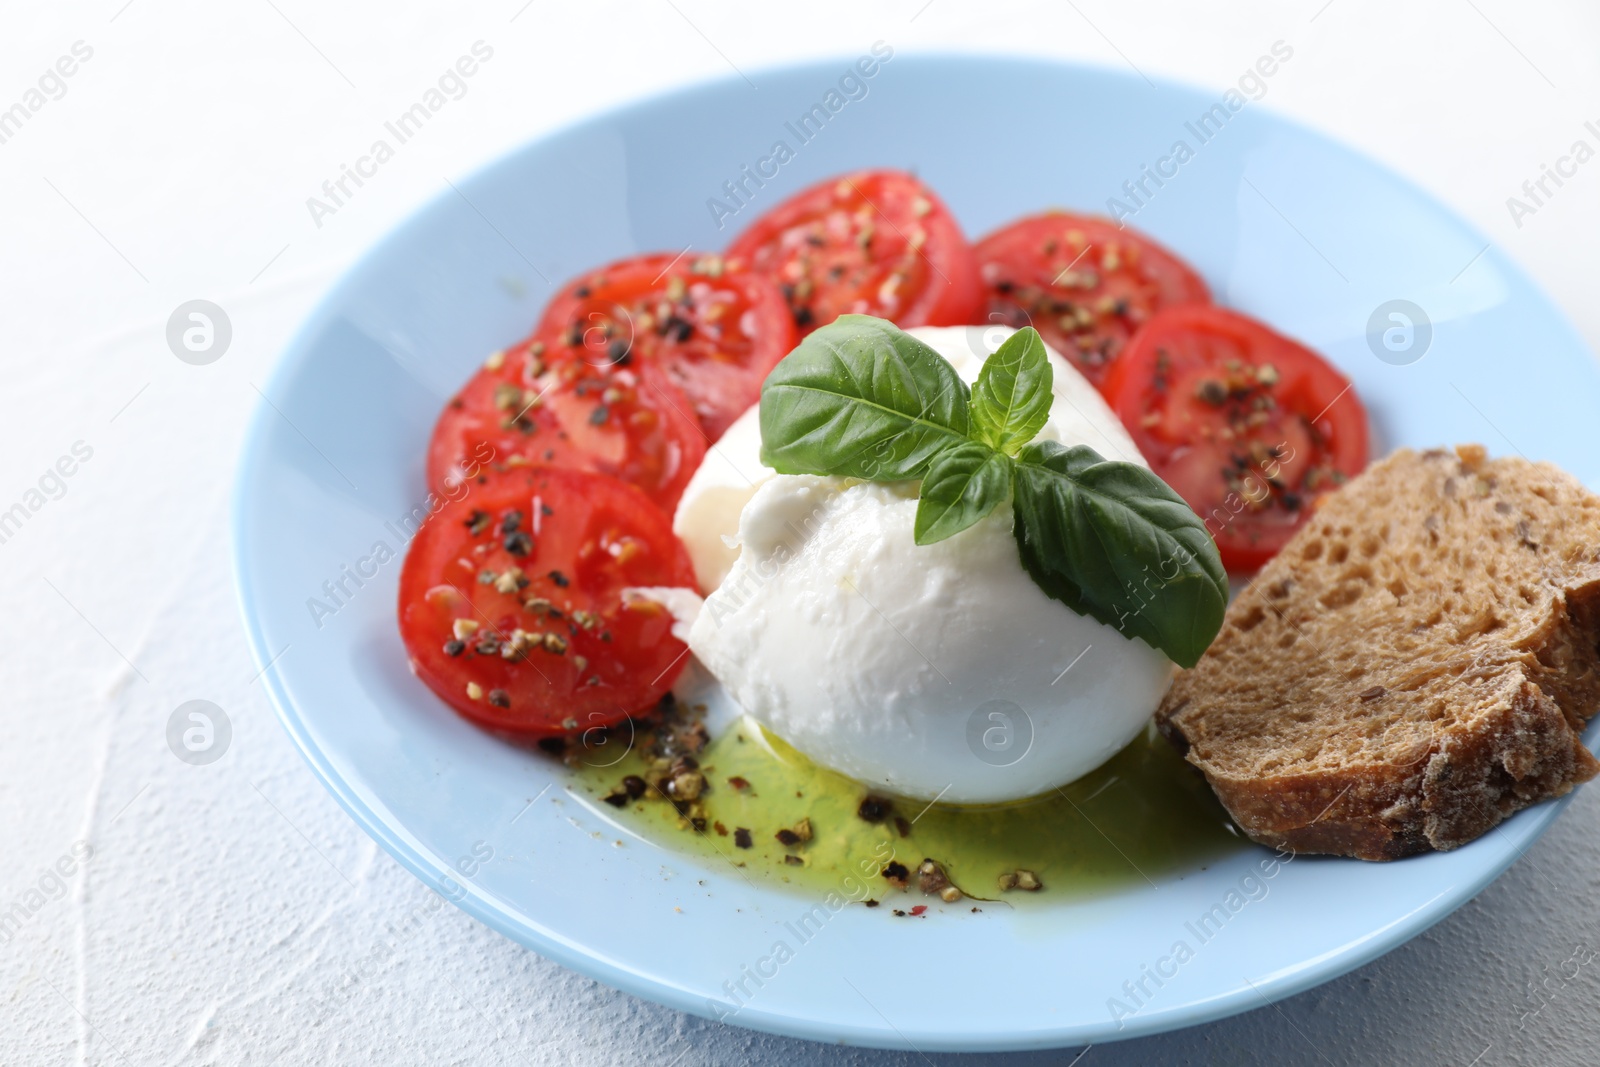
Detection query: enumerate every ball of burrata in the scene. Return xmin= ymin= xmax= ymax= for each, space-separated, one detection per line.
xmin=677 ymin=326 xmax=1176 ymax=803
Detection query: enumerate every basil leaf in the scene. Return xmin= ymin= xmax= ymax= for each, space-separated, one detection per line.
xmin=759 ymin=315 xmax=970 ymax=481
xmin=913 ymin=441 xmax=1013 ymax=545
xmin=1012 ymin=441 xmax=1227 ymax=668
xmin=970 ymin=326 xmax=1052 ymax=455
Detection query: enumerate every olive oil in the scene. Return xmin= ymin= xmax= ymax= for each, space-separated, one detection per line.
xmin=571 ymin=715 xmax=1244 ymax=904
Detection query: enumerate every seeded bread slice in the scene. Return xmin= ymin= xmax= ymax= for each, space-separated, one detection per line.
xmin=1157 ymin=446 xmax=1600 ymax=861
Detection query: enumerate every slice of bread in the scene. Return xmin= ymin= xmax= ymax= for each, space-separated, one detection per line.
xmin=1157 ymin=445 xmax=1600 ymax=860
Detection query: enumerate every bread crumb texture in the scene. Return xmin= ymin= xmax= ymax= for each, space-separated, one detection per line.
xmin=1158 ymin=446 xmax=1600 ymax=860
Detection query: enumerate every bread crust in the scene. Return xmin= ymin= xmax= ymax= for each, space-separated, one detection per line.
xmin=1158 ymin=447 xmax=1600 ymax=861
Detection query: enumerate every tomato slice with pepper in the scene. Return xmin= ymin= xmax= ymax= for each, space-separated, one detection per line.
xmin=974 ymin=212 xmax=1210 ymax=391
xmin=726 ymin=168 xmax=983 ymax=335
xmin=425 ymin=337 xmax=706 ymax=510
xmin=1102 ymin=305 xmax=1369 ymax=574
xmin=533 ymin=252 xmax=796 ymax=440
xmin=398 ymin=467 xmax=695 ymax=737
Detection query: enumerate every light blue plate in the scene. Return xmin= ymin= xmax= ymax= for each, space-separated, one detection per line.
xmin=232 ymin=55 xmax=1600 ymax=1052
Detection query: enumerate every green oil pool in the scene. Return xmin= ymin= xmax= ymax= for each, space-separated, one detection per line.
xmin=572 ymin=714 xmax=1244 ymax=904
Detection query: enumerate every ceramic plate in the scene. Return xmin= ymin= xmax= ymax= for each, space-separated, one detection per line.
xmin=232 ymin=55 xmax=1600 ymax=1052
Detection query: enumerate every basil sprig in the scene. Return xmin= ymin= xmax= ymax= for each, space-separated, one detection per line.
xmin=757 ymin=316 xmax=1228 ymax=668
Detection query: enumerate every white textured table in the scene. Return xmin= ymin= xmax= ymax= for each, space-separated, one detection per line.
xmin=4 ymin=2 xmax=1598 ymax=1063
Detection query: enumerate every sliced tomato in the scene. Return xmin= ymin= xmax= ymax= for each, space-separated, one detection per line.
xmin=425 ymin=338 xmax=705 ymax=510
xmin=726 ymin=168 xmax=982 ymax=335
xmin=533 ymin=252 xmax=796 ymax=440
xmin=975 ymin=212 xmax=1210 ymax=391
xmin=398 ymin=467 xmax=695 ymax=737
xmin=1102 ymin=305 xmax=1369 ymax=573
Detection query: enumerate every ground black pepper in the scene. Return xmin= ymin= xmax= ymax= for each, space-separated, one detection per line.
xmin=857 ymin=795 xmax=891 ymax=823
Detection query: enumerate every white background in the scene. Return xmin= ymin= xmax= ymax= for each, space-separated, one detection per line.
xmin=3 ymin=1 xmax=1598 ymax=1064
